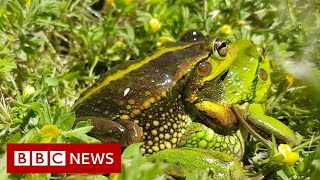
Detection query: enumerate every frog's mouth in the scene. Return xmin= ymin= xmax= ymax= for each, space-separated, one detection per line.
xmin=196 ymin=69 xmax=229 ymax=102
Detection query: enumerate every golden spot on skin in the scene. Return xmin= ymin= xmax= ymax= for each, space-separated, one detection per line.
xmin=178 ymin=95 xmax=181 ymax=99
xmin=148 ymin=149 xmax=153 ymax=153
xmin=143 ymin=132 xmax=148 ymax=136
xmin=128 ymin=99 xmax=135 ymax=105
xmin=173 ymin=132 xmax=177 ymax=138
xmin=132 ymin=109 xmax=141 ymax=116
xmin=120 ymin=115 xmax=130 ymax=120
xmin=126 ymin=105 xmax=131 ymax=110
xmin=161 ymin=91 xmax=166 ymax=97
xmin=161 ymin=113 xmax=166 ymax=117
xmin=143 ymin=101 xmax=151 ymax=109
xmin=223 ymin=143 xmax=227 ymax=148
xmin=148 ymin=140 xmax=153 ymax=146
xmin=148 ymin=115 xmax=153 ymax=119
xmin=159 ymin=107 xmax=163 ymax=111
xmin=177 ymin=133 xmax=182 ymax=138
xmin=151 ymin=129 xmax=158 ymax=136
xmin=153 ymin=121 xmax=159 ymax=126
xmin=164 ymin=141 xmax=171 ymax=149
xmin=152 ymin=146 xmax=159 ymax=152
xmin=148 ymin=97 xmax=156 ymax=103
xmin=167 ymin=122 xmax=171 ymax=126
xmin=178 ymin=114 xmax=181 ymax=119
xmin=170 ymin=129 xmax=174 ymax=133
xmin=159 ymin=127 xmax=164 ymax=132
xmin=163 ymin=125 xmax=168 ymax=129
xmin=134 ymin=120 xmax=139 ymax=124
xmin=169 ymin=108 xmax=173 ymax=113
xmin=157 ymin=96 xmax=161 ymax=100
xmin=173 ymin=123 xmax=178 ymax=129
xmin=154 ymin=137 xmax=159 ymax=141
xmin=164 ymin=133 xmax=171 ymax=140
xmin=146 ymin=123 xmax=150 ymax=127
xmin=159 ymin=133 xmax=164 ymax=139
xmin=172 ymin=144 xmax=177 ymax=148
xmin=171 ymin=138 xmax=177 ymax=144
xmin=159 ymin=144 xmax=165 ymax=149
xmin=140 ymin=148 xmax=146 ymax=154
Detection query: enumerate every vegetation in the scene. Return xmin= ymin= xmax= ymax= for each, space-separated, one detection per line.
xmin=0 ymin=0 xmax=319 ymax=179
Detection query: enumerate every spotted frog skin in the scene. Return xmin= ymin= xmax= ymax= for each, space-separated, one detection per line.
xmin=73 ymin=30 xmax=238 ymax=154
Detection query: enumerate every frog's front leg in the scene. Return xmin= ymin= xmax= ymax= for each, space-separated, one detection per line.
xmin=77 ymin=117 xmax=144 ymax=147
xmin=238 ymin=104 xmax=302 ymax=146
xmin=191 ymin=100 xmax=239 ymax=135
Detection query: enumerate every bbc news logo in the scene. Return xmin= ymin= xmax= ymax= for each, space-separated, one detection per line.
xmin=7 ymin=144 xmax=121 ymax=173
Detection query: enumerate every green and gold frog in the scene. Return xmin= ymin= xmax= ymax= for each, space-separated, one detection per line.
xmin=72 ymin=29 xmax=238 ymax=154
xmin=147 ymin=39 xmax=302 ymax=178
xmin=178 ymin=39 xmax=301 ymax=152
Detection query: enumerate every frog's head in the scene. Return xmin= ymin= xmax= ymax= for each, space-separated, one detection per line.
xmin=184 ymin=39 xmax=271 ymax=135
xmin=183 ymin=38 xmax=239 ymax=134
xmin=222 ymin=40 xmax=271 ymax=105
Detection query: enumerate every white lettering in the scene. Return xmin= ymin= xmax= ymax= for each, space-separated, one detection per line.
xmin=70 ymin=153 xmax=80 ymax=164
xmin=82 ymin=153 xmax=90 ymax=164
xmin=105 ymin=153 xmax=114 ymax=164
xmin=91 ymin=153 xmax=104 ymax=164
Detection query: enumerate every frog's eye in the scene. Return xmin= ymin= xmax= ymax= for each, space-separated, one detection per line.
xmin=259 ymin=68 xmax=268 ymax=81
xmin=180 ymin=29 xmax=205 ymax=42
xmin=214 ymin=38 xmax=230 ymax=57
xmin=197 ymin=61 xmax=212 ymax=76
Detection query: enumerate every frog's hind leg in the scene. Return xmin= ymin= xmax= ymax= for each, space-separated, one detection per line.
xmin=77 ymin=117 xmax=144 ymax=148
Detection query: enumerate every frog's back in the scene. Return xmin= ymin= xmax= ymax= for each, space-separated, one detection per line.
xmin=73 ymin=40 xmax=211 ymax=120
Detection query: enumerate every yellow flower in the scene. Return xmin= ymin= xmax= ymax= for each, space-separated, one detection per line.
xmin=39 ymin=125 xmax=60 ymax=139
xmin=115 ymin=41 xmax=124 ymax=48
xmin=286 ymin=74 xmax=295 ymax=84
xmin=220 ymin=24 xmax=233 ymax=35
xmin=109 ymin=173 xmax=119 ymax=180
xmin=278 ymin=144 xmax=299 ymax=165
xmin=23 ymin=85 xmax=35 ymax=96
xmin=149 ymin=18 xmax=161 ymax=32
xmin=26 ymin=0 xmax=32 ymax=6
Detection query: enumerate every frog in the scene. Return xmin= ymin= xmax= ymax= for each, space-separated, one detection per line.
xmin=72 ymin=29 xmax=239 ymax=155
xmin=147 ymin=40 xmax=302 ymax=178
xmin=178 ymin=40 xmax=301 ymax=152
